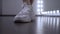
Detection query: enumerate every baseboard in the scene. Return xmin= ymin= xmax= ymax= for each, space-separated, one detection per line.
xmin=0 ymin=14 xmax=60 ymax=17
xmin=0 ymin=15 xmax=16 ymax=16
xmin=36 ymin=15 xmax=60 ymax=17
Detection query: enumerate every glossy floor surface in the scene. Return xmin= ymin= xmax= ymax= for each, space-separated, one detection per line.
xmin=0 ymin=16 xmax=60 ymax=34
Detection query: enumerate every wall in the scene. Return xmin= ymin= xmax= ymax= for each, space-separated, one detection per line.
xmin=44 ymin=0 xmax=60 ymax=11
xmin=0 ymin=0 xmax=2 ymax=34
xmin=0 ymin=0 xmax=2 ymax=15
xmin=2 ymin=0 xmax=60 ymax=15
xmin=2 ymin=0 xmax=23 ymax=15
xmin=0 ymin=0 xmax=2 ymax=33
xmin=32 ymin=0 xmax=60 ymax=15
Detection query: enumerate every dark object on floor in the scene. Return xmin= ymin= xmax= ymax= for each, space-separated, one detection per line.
xmin=14 ymin=20 xmax=34 ymax=23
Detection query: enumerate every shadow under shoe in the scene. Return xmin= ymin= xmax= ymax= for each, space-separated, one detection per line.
xmin=14 ymin=20 xmax=34 ymax=23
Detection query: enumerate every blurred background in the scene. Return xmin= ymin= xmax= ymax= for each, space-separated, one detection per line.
xmin=0 ymin=0 xmax=60 ymax=15
xmin=0 ymin=0 xmax=60 ymax=34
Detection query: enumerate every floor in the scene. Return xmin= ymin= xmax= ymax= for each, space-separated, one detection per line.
xmin=0 ymin=16 xmax=60 ymax=34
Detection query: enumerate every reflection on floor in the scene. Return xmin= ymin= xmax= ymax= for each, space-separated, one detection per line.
xmin=35 ymin=17 xmax=60 ymax=34
xmin=0 ymin=16 xmax=60 ymax=34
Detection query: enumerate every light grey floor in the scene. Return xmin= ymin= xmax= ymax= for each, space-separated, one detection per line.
xmin=0 ymin=16 xmax=60 ymax=34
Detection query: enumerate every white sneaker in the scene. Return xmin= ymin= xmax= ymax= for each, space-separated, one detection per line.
xmin=14 ymin=3 xmax=35 ymax=23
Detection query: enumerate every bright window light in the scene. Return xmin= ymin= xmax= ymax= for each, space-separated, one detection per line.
xmin=40 ymin=1 xmax=43 ymax=3
xmin=41 ymin=12 xmax=48 ymax=14
xmin=41 ymin=9 xmax=43 ymax=11
xmin=37 ymin=9 xmax=40 ymax=11
xmin=53 ymin=10 xmax=55 ymax=14
xmin=41 ymin=5 xmax=43 ymax=8
xmin=37 ymin=0 xmax=43 ymax=4
xmin=37 ymin=0 xmax=43 ymax=15
xmin=47 ymin=11 xmax=49 ymax=14
xmin=37 ymin=9 xmax=40 ymax=14
xmin=57 ymin=10 xmax=59 ymax=13
xmin=37 ymin=5 xmax=40 ymax=7
xmin=50 ymin=11 xmax=52 ymax=14
xmin=37 ymin=1 xmax=40 ymax=3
